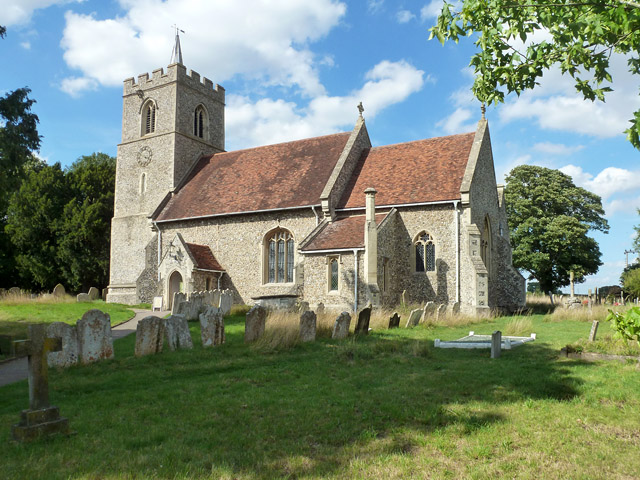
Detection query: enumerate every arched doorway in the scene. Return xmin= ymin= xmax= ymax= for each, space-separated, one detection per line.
xmin=168 ymin=270 xmax=184 ymax=309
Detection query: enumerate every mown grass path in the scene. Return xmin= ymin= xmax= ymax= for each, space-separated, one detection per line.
xmin=1 ymin=314 xmax=639 ymax=479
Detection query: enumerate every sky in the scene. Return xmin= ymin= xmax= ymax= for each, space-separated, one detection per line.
xmin=1 ymin=0 xmax=639 ymax=294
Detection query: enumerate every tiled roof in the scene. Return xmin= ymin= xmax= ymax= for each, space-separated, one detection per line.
xmin=156 ymin=132 xmax=352 ymax=221
xmin=185 ymin=243 xmax=225 ymax=271
xmin=337 ymin=132 xmax=475 ymax=209
xmin=301 ymin=213 xmax=389 ymax=252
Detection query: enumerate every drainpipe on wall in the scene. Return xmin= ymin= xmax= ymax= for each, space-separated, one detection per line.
xmin=353 ymin=249 xmax=359 ymax=312
xmin=217 ymin=272 xmax=222 ymax=290
xmin=154 ymin=221 xmax=162 ymax=282
xmin=311 ymin=205 xmax=320 ymax=226
xmin=454 ymin=200 xmax=460 ymax=303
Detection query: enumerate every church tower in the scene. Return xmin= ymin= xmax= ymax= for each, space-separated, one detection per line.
xmin=107 ymin=34 xmax=225 ymax=304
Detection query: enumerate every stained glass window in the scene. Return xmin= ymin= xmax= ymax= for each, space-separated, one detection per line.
xmin=329 ymin=258 xmax=339 ymax=291
xmin=415 ymin=232 xmax=435 ymax=272
xmin=266 ymin=229 xmax=294 ymax=283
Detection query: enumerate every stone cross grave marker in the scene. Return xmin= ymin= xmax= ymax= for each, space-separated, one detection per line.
xmin=589 ymin=320 xmax=599 ymax=342
xmin=11 ymin=324 xmax=70 ymax=441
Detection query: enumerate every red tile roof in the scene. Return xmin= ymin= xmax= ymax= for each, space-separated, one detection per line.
xmin=156 ymin=132 xmax=351 ymax=221
xmin=337 ymin=132 xmax=475 ymax=209
xmin=301 ymin=213 xmax=389 ymax=252
xmin=185 ymin=243 xmax=225 ymax=271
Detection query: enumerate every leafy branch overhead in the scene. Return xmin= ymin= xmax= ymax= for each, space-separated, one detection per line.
xmin=429 ymin=0 xmax=640 ymax=148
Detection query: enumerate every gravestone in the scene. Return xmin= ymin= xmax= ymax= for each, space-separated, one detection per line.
xmin=298 ymin=301 xmax=310 ymax=313
xmin=354 ymin=304 xmax=372 ymax=335
xmin=451 ymin=302 xmax=461 ymax=315
xmin=76 ymin=309 xmax=114 ymax=364
xmin=436 ymin=304 xmax=447 ymax=322
xmin=405 ymin=308 xmax=422 ymax=328
xmin=199 ymin=306 xmax=225 ymax=347
xmin=52 ymin=284 xmax=66 ymax=297
xmin=491 ymin=331 xmax=502 ymax=359
xmin=152 ymin=296 xmax=163 ymax=311
xmin=212 ymin=289 xmax=221 ymax=308
xmin=420 ymin=301 xmax=436 ymax=323
xmin=171 ymin=292 xmax=187 ymax=315
xmin=134 ymin=316 xmax=165 ymax=357
xmin=164 ymin=314 xmax=193 ymax=350
xmin=332 ymin=312 xmax=351 ymax=339
xmin=219 ymin=289 xmax=233 ymax=316
xmin=245 ymin=304 xmax=266 ymax=343
xmin=101 ymin=288 xmax=108 ymax=300
xmin=87 ymin=287 xmax=100 ymax=300
xmin=589 ymin=320 xmax=599 ymax=342
xmin=299 ymin=311 xmax=317 ymax=342
xmin=11 ymin=324 xmax=70 ymax=441
xmin=388 ymin=312 xmax=400 ymax=329
xmin=76 ymin=293 xmax=91 ymax=303
xmin=9 ymin=286 xmax=20 ymax=295
xmin=401 ymin=290 xmax=407 ymax=306
xmin=316 ymin=302 xmax=325 ymax=315
xmin=46 ymin=322 xmax=78 ymax=368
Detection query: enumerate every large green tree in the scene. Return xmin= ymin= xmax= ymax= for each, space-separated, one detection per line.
xmin=57 ymin=153 xmax=116 ymax=292
xmin=430 ymin=1 xmax=640 ymax=148
xmin=621 ymin=263 xmax=640 ymax=298
xmin=505 ymin=165 xmax=609 ymax=300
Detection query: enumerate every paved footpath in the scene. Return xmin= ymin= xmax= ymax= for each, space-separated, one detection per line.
xmin=0 ymin=308 xmax=169 ymax=388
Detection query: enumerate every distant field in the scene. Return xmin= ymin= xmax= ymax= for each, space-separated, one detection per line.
xmin=1 ymin=311 xmax=638 ymax=479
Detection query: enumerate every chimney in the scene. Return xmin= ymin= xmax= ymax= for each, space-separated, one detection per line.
xmin=364 ymin=187 xmax=377 ymax=286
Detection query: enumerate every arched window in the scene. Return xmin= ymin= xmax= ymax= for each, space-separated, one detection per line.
xmin=139 ymin=173 xmax=147 ymax=194
xmin=265 ymin=228 xmax=294 ymax=283
xmin=194 ymin=105 xmax=206 ymax=138
xmin=414 ymin=232 xmax=436 ymax=272
xmin=142 ymin=100 xmax=156 ymax=135
xmin=328 ymin=257 xmax=339 ymax=291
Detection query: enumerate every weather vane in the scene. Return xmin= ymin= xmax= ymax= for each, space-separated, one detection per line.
xmin=170 ymin=25 xmax=185 ymax=65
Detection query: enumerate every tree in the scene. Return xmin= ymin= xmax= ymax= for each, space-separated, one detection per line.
xmin=5 ymin=164 xmax=71 ymax=290
xmin=621 ymin=263 xmax=640 ymax=298
xmin=57 ymin=153 xmax=116 ymax=291
xmin=505 ymin=165 xmax=609 ymax=301
xmin=634 ymin=208 xmax=640 ymax=254
xmin=429 ymin=1 xmax=640 ymax=148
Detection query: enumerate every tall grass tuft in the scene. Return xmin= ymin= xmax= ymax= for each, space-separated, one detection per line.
xmin=503 ymin=317 xmax=533 ymax=336
xmin=251 ymin=310 xmax=300 ymax=352
xmin=0 ymin=291 xmax=75 ymax=306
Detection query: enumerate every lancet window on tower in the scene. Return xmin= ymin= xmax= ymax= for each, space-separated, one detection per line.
xmin=194 ymin=106 xmax=205 ymax=138
xmin=142 ymin=101 xmax=156 ymax=135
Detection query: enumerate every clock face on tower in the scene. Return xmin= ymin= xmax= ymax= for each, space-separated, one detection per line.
xmin=137 ymin=146 xmax=153 ymax=167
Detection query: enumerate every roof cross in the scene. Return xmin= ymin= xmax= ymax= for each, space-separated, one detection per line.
xmin=357 ymin=102 xmax=364 ymax=117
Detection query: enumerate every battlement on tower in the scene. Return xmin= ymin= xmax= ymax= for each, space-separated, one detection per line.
xmin=123 ymin=63 xmax=225 ymax=103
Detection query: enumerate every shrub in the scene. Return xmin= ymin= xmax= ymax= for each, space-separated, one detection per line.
xmin=606 ymin=306 xmax=640 ymax=346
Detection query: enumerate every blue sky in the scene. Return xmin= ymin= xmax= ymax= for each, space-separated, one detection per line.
xmin=1 ymin=0 xmax=639 ymax=293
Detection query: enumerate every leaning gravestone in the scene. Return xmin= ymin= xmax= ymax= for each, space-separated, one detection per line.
xmin=332 ymin=312 xmax=351 ymax=339
xmin=199 ymin=307 xmax=225 ymax=347
xmin=354 ymin=304 xmax=372 ymax=335
xmin=451 ymin=302 xmax=461 ymax=315
xmin=589 ymin=320 xmax=599 ymax=342
xmin=134 ymin=316 xmax=165 ymax=357
xmin=212 ymin=289 xmax=221 ymax=308
xmin=76 ymin=293 xmax=91 ymax=303
xmin=245 ymin=304 xmax=266 ymax=343
xmin=171 ymin=292 xmax=187 ymax=315
xmin=405 ymin=308 xmax=422 ymax=328
xmin=46 ymin=322 xmax=78 ymax=368
xmin=298 ymin=301 xmax=310 ymax=313
xmin=420 ymin=301 xmax=436 ymax=323
xmin=435 ymin=304 xmax=447 ymax=322
xmin=299 ymin=311 xmax=317 ymax=342
xmin=388 ymin=312 xmax=400 ymax=329
xmin=76 ymin=309 xmax=114 ymax=364
xmin=12 ymin=324 xmax=70 ymax=441
xmin=219 ymin=289 xmax=233 ymax=316
xmin=52 ymin=284 xmax=66 ymax=297
xmin=164 ymin=314 xmax=193 ymax=350
xmin=316 ymin=302 xmax=325 ymax=315
xmin=87 ymin=287 xmax=100 ymax=300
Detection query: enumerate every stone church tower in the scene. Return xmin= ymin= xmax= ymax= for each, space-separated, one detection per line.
xmin=107 ymin=37 xmax=225 ymax=304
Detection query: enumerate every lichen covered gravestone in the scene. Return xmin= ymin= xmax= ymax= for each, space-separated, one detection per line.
xmin=171 ymin=292 xmax=187 ymax=315
xmin=76 ymin=293 xmax=91 ymax=303
xmin=420 ymin=301 xmax=436 ymax=323
xmin=77 ymin=309 xmax=114 ymax=364
xmin=332 ymin=312 xmax=351 ymax=339
xmin=164 ymin=314 xmax=193 ymax=350
xmin=245 ymin=304 xmax=266 ymax=343
xmin=46 ymin=322 xmax=78 ymax=368
xmin=299 ymin=311 xmax=316 ymax=342
xmin=354 ymin=304 xmax=372 ymax=335
xmin=435 ymin=304 xmax=447 ymax=322
xmin=11 ymin=324 xmax=70 ymax=441
xmin=199 ymin=307 xmax=225 ymax=347
xmin=405 ymin=308 xmax=422 ymax=328
xmin=135 ymin=316 xmax=165 ymax=357
xmin=87 ymin=287 xmax=100 ymax=300
xmin=52 ymin=283 xmax=66 ymax=297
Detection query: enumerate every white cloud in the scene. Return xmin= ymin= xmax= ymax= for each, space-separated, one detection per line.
xmin=368 ymin=0 xmax=385 ymax=13
xmin=606 ymin=196 xmax=640 ymax=215
xmin=499 ymin=54 xmax=640 ymax=140
xmin=533 ymin=142 xmax=584 ymax=156
xmin=2 ymin=0 xmax=83 ymax=26
xmin=436 ymin=107 xmax=476 ymax=135
xmin=226 ymin=60 xmax=425 ymax=149
xmin=559 ymin=165 xmax=638 ymax=200
xmin=59 ymin=76 xmax=98 ymax=97
xmin=396 ymin=9 xmax=415 ymax=23
xmin=60 ymin=0 xmax=346 ymax=97
xmin=421 ymin=1 xmax=460 ymax=21
xmin=20 ymin=41 xmax=31 ymax=50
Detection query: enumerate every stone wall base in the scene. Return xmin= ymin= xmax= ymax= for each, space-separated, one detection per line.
xmin=106 ymin=287 xmax=138 ymax=305
xmin=12 ymin=406 xmax=70 ymax=442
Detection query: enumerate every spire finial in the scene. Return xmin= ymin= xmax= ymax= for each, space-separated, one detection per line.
xmin=170 ymin=25 xmax=185 ymax=65
xmin=481 ymin=103 xmax=486 ymax=119
xmin=357 ymin=101 xmax=364 ymax=118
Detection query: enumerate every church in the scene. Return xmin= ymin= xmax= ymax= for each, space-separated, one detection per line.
xmin=106 ymin=44 xmax=525 ymax=315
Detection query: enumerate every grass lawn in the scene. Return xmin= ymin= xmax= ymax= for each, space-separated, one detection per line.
xmin=0 ymin=300 xmax=138 ymax=340
xmin=1 ymin=312 xmax=639 ymax=479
